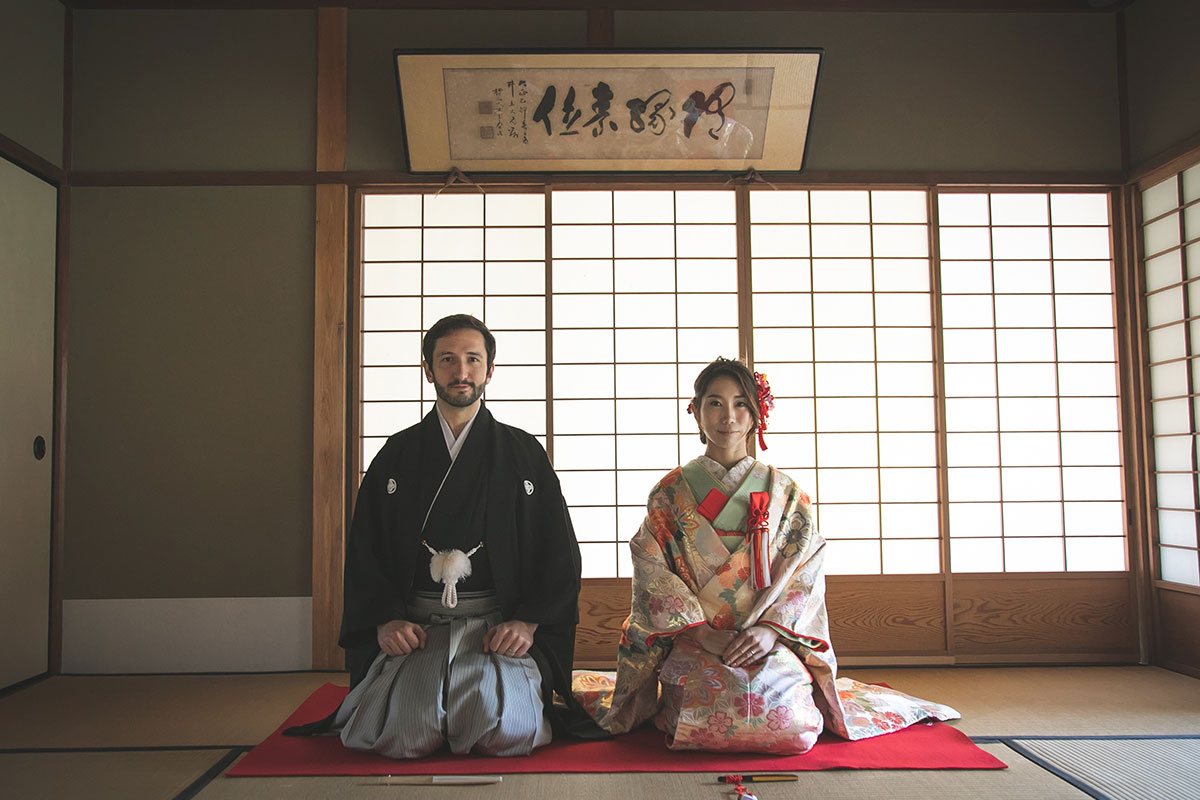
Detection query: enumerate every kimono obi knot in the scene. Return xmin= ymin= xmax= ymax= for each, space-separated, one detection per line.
xmin=746 ymin=497 xmax=770 ymax=540
xmin=747 ymin=491 xmax=772 ymax=591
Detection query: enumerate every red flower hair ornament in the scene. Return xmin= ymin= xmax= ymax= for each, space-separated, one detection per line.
xmin=753 ymin=371 xmax=775 ymax=451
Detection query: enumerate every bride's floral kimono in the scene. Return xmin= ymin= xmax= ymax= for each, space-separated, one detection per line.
xmin=575 ymin=457 xmax=958 ymax=753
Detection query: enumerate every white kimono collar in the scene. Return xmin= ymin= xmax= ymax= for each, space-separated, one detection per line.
xmin=435 ymin=403 xmax=481 ymax=464
xmin=696 ymin=455 xmax=756 ymax=491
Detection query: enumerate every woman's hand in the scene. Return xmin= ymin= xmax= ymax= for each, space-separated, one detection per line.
xmin=722 ymin=625 xmax=779 ymax=668
xmin=689 ymin=623 xmax=736 ymax=656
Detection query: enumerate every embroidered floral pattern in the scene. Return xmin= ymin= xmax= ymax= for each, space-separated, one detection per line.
xmin=733 ymin=691 xmax=766 ymax=718
xmin=707 ymin=711 xmax=734 ymax=733
xmin=766 ymin=704 xmax=794 ymax=731
xmin=573 ymin=459 xmax=960 ymax=751
xmin=647 ymin=509 xmax=676 ymax=550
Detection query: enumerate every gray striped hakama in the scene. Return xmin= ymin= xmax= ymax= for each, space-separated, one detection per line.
xmin=334 ymin=592 xmax=552 ymax=759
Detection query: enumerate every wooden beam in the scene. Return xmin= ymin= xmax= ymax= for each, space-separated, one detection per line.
xmin=0 ymin=133 xmax=64 ymax=187
xmin=312 ymin=7 xmax=350 ymax=671
xmin=1129 ymin=135 xmax=1200 ymax=190
xmin=317 ymin=6 xmax=347 ymax=173
xmin=586 ymin=7 xmax=614 ymax=48
xmin=64 ymin=169 xmax=1128 ymax=189
xmin=64 ymin=1 xmax=1134 ymax=13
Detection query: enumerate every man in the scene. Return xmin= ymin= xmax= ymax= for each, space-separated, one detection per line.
xmin=291 ymin=314 xmax=582 ymax=757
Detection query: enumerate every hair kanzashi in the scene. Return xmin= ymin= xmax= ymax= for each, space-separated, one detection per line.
xmin=421 ymin=313 xmax=497 ymax=369
xmin=687 ymin=357 xmax=775 ymax=449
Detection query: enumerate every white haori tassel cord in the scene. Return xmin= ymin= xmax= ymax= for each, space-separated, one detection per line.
xmin=423 ymin=540 xmax=484 ymax=608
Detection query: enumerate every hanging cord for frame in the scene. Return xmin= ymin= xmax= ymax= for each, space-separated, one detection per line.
xmin=435 ymin=166 xmax=486 ymax=196
xmin=723 ymin=167 xmax=777 ymax=189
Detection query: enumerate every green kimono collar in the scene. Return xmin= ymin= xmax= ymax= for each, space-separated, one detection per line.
xmin=681 ymin=458 xmax=768 ymax=531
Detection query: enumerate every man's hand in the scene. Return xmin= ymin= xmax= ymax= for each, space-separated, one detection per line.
xmin=376 ymin=619 xmax=426 ymax=656
xmin=482 ymin=619 xmax=539 ymax=658
xmin=723 ymin=624 xmax=779 ymax=668
xmin=688 ymin=623 xmax=736 ymax=657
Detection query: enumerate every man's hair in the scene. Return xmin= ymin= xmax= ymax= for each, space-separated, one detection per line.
xmin=690 ymin=357 xmax=761 ymax=445
xmin=421 ymin=314 xmax=497 ymax=369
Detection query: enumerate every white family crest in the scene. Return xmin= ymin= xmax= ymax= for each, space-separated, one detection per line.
xmin=386 ymin=478 xmax=397 ymax=495
xmin=523 ymin=480 xmax=534 ymax=496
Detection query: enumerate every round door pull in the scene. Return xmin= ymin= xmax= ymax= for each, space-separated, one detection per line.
xmin=33 ymin=435 xmax=46 ymax=460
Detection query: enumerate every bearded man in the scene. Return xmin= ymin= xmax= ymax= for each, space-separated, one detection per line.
xmin=295 ymin=313 xmax=582 ymax=758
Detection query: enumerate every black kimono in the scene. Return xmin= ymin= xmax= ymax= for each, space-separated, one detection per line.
xmin=339 ymin=404 xmax=582 ymax=728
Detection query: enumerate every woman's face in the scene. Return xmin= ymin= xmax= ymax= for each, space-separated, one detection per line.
xmin=698 ymin=374 xmax=754 ymax=454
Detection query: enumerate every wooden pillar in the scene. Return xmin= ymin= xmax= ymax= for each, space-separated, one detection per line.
xmin=312 ymin=6 xmax=348 ymax=670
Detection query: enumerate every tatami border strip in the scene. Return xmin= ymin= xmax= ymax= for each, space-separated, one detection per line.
xmin=971 ymin=734 xmax=1200 ymax=742
xmin=0 ymin=745 xmax=254 ymax=754
xmin=173 ymin=748 xmax=251 ymax=800
xmin=5 ymin=733 xmax=1198 ymax=755
xmin=1000 ymin=739 xmax=1116 ymax=800
xmin=56 ymin=669 xmax=346 ymax=677
xmin=4 ymin=731 xmax=1196 ymax=800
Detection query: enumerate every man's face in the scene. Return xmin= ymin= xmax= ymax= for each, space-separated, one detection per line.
xmin=422 ymin=327 xmax=493 ymax=409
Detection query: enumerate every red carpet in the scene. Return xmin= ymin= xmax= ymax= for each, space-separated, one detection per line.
xmin=227 ymin=684 xmax=1005 ymax=776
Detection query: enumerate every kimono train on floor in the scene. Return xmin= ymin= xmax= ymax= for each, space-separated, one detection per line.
xmin=574 ymin=457 xmax=959 ymax=753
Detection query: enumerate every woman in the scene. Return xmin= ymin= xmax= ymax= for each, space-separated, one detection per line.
xmin=576 ymin=357 xmax=956 ymax=753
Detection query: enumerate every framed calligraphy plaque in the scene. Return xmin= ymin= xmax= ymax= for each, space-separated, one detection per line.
xmin=393 ymin=49 xmax=822 ymax=173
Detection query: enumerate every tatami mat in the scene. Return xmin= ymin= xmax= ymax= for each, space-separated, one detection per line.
xmin=4 ymin=667 xmax=1199 ymax=800
xmin=843 ymin=666 xmax=1200 ymax=737
xmin=0 ymin=749 xmax=231 ymax=800
xmin=1010 ymin=737 xmax=1200 ymax=800
xmin=0 ymin=672 xmax=347 ymax=749
xmin=191 ymin=744 xmax=1097 ymax=800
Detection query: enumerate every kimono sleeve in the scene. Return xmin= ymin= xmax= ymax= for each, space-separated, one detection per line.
xmin=625 ymin=505 xmax=708 ymax=647
xmin=594 ymin=483 xmax=708 ymax=734
xmin=338 ymin=446 xmax=407 ymax=650
xmin=754 ymin=486 xmax=833 ymax=654
xmin=512 ymin=439 xmax=581 ymax=628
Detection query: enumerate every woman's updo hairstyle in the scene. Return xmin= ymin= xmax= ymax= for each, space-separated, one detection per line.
xmin=689 ymin=357 xmax=761 ymax=445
